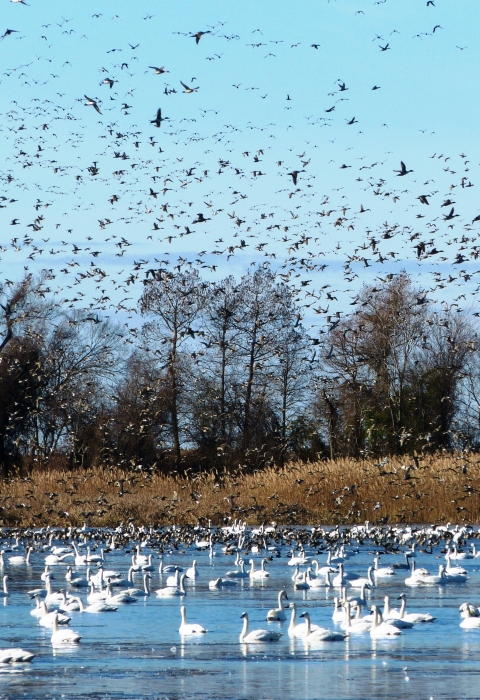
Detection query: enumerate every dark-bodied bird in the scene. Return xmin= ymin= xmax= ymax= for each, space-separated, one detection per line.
xmin=417 ymin=195 xmax=430 ymax=205
xmin=288 ymin=170 xmax=305 ymax=185
xmin=150 ymin=108 xmax=168 ymax=128
xmin=192 ymin=213 xmax=211 ymax=224
xmin=191 ymin=30 xmax=210 ymax=44
xmin=1 ymin=29 xmax=18 ymax=40
xmin=444 ymin=207 xmax=459 ymax=221
xmin=394 ymin=161 xmax=413 ymax=176
xmin=149 ymin=66 xmax=168 ymax=74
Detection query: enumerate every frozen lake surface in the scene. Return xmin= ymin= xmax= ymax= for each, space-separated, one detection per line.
xmin=1 ymin=527 xmax=480 ymax=700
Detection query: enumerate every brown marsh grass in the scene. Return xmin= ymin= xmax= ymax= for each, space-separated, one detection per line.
xmin=0 ymin=452 xmax=479 ymax=528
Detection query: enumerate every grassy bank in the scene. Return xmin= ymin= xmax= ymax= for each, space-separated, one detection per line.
xmin=1 ymin=453 xmax=479 ymax=528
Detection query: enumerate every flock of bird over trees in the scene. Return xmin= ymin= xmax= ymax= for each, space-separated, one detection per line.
xmin=1 ymin=1 xmax=480 ymax=476
xmin=0 ymin=269 xmax=479 ymax=477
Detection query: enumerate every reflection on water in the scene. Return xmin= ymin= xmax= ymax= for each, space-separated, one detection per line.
xmin=0 ymin=538 xmax=479 ymax=699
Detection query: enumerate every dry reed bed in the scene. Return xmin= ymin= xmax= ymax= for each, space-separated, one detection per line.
xmin=0 ymin=453 xmax=479 ymax=527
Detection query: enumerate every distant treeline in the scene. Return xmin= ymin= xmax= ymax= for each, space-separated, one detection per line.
xmin=0 ymin=269 xmax=479 ymax=477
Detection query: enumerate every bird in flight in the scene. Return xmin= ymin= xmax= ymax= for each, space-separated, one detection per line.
xmin=150 ymin=108 xmax=168 ymax=128
xmin=180 ymin=81 xmax=199 ymax=93
xmin=149 ymin=66 xmax=168 ymax=75
xmin=394 ymin=161 xmax=413 ymax=176
xmin=1 ymin=29 xmax=18 ymax=40
xmin=191 ymin=30 xmax=210 ymax=44
xmin=84 ymin=95 xmax=102 ymax=114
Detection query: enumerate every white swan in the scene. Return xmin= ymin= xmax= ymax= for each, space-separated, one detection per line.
xmin=179 ymin=605 xmax=207 ymax=634
xmin=404 ymin=558 xmax=431 ymax=585
xmin=341 ymin=601 xmax=371 ymax=634
xmin=45 ymin=552 xmax=73 ymax=566
xmin=348 ymin=566 xmax=375 ymax=589
xmin=249 ymin=558 xmax=269 ymax=580
xmin=373 ymin=556 xmax=396 ymax=578
xmin=445 ymin=554 xmax=468 ymax=576
xmin=294 ymin=569 xmax=310 ymax=590
xmin=288 ymin=603 xmax=322 ymax=638
xmin=166 ymin=568 xmax=181 ymax=587
xmin=239 ymin=612 xmax=283 ymax=643
xmin=51 ymin=613 xmax=81 ymax=645
xmin=332 ymin=597 xmax=345 ymax=622
xmin=209 ymin=577 xmax=237 ymax=589
xmin=72 ymin=595 xmax=118 ymax=613
xmin=311 ymin=556 xmax=335 ymax=577
xmin=38 ymin=601 xmax=71 ymax=628
xmin=460 ymin=604 xmax=480 ymax=629
xmin=299 ymin=612 xmax=346 ymax=641
xmin=124 ymin=573 xmax=151 ymax=597
xmin=87 ymin=581 xmax=108 ymax=604
xmin=66 ymin=566 xmax=91 ymax=588
xmin=0 ymin=648 xmax=35 ymax=662
xmin=396 ymin=594 xmax=436 ymax=623
xmin=308 ymin=569 xmax=332 ymax=589
xmin=266 ymin=590 xmax=289 ymax=621
xmin=155 ymin=573 xmax=187 ymax=597
xmin=186 ymin=560 xmax=199 ymax=580
xmin=332 ymin=563 xmax=359 ymax=587
xmin=287 ymin=550 xmax=309 ymax=566
xmin=382 ymin=596 xmax=414 ymax=629
xmin=8 ymin=546 xmax=33 ymax=565
xmin=225 ymin=560 xmax=249 ymax=579
xmin=0 ymin=575 xmax=10 ymax=598
xmin=344 ymin=582 xmax=370 ymax=607
xmin=105 ymin=581 xmax=137 ymax=605
xmin=369 ymin=606 xmax=402 ymax=638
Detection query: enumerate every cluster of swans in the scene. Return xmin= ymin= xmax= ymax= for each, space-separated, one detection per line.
xmin=1 ymin=520 xmax=480 ymax=662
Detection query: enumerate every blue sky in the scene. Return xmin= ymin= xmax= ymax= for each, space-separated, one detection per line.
xmin=0 ymin=0 xmax=479 ymax=329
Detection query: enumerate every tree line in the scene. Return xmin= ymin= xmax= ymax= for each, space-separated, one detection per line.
xmin=0 ymin=269 xmax=478 ymax=477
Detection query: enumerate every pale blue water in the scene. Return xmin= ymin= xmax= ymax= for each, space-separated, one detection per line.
xmin=1 ymin=536 xmax=480 ymax=700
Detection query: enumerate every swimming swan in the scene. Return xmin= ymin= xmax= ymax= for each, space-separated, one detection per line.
xmin=239 ymin=612 xmax=283 ymax=643
xmin=299 ymin=612 xmax=347 ymax=641
xmin=396 ymin=594 xmax=436 ymax=623
xmin=50 ymin=613 xmax=81 ymax=645
xmin=179 ymin=606 xmax=207 ymax=634
xmin=369 ymin=606 xmax=402 ymax=638
xmin=266 ymin=590 xmax=289 ymax=621
xmin=155 ymin=573 xmax=187 ymax=597
xmin=288 ymin=603 xmax=322 ymax=638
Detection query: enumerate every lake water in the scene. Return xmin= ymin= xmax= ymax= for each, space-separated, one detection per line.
xmin=1 ymin=530 xmax=480 ymax=700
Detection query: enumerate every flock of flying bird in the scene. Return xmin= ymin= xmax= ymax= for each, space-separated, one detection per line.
xmin=0 ymin=519 xmax=480 ymax=661
xmin=0 ymin=1 xmax=479 ymax=338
